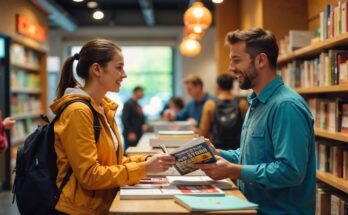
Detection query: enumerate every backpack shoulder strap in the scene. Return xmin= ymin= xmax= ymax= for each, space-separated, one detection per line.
xmin=53 ymin=99 xmax=101 ymax=202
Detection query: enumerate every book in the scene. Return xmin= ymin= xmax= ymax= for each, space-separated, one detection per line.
xmin=170 ymin=137 xmax=216 ymax=175
xmin=147 ymin=167 xmax=206 ymax=177
xmin=120 ymin=185 xmax=224 ymax=200
xmin=166 ymin=176 xmax=235 ymax=190
xmin=122 ymin=177 xmax=170 ymax=189
xmin=174 ymin=195 xmax=258 ymax=211
xmin=157 ymin=130 xmax=196 ymax=140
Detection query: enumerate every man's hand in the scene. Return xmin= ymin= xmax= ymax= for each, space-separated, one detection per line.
xmin=127 ymin=132 xmax=137 ymax=142
xmin=204 ymin=138 xmax=220 ymax=156
xmin=144 ymin=153 xmax=176 ymax=173
xmin=3 ymin=117 xmax=16 ymax=130
xmin=194 ymin=156 xmax=241 ymax=180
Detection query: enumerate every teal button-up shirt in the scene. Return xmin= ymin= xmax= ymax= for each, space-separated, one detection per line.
xmin=220 ymin=75 xmax=316 ymax=215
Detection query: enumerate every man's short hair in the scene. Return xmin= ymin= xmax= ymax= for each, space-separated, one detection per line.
xmin=133 ymin=86 xmax=144 ymax=93
xmin=217 ymin=74 xmax=234 ymax=91
xmin=184 ymin=74 xmax=203 ymax=88
xmin=226 ymin=28 xmax=279 ymax=70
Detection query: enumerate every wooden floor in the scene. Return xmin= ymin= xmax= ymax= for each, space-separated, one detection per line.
xmin=0 ymin=191 xmax=20 ymax=215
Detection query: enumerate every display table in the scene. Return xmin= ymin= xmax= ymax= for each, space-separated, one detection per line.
xmin=109 ymin=189 xmax=257 ymax=215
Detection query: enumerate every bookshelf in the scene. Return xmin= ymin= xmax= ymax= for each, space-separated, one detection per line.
xmin=277 ymin=3 xmax=348 ymax=196
xmin=317 ymin=171 xmax=348 ymax=194
xmin=278 ymin=32 xmax=348 ymax=64
xmin=8 ymin=40 xmax=47 ymax=178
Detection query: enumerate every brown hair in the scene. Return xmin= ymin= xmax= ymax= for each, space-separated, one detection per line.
xmin=226 ymin=28 xmax=279 ymax=70
xmin=183 ymin=74 xmax=203 ymax=88
xmin=56 ymin=39 xmax=122 ymax=98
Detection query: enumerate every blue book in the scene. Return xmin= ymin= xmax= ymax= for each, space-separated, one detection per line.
xmin=174 ymin=195 xmax=258 ymax=211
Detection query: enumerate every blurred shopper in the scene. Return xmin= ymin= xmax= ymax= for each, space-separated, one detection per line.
xmin=0 ymin=111 xmax=15 ymax=153
xmin=122 ymin=86 xmax=146 ymax=150
xmin=163 ymin=74 xmax=211 ymax=128
xmin=160 ymin=96 xmax=185 ymax=118
xmin=199 ymin=74 xmax=248 ymax=150
xmin=52 ymin=39 xmax=175 ymax=214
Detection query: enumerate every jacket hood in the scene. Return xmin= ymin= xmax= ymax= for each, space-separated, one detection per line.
xmin=50 ymin=88 xmax=118 ymax=114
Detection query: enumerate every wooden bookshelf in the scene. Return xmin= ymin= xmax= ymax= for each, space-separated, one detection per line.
xmin=11 ymin=87 xmax=41 ymax=94
xmin=278 ymin=32 xmax=348 ymax=64
xmin=317 ymin=171 xmax=348 ymax=194
xmin=12 ymin=112 xmax=41 ymax=120
xmin=11 ymin=62 xmax=40 ymax=73
xmin=295 ymin=85 xmax=348 ymax=94
xmin=315 ymin=129 xmax=348 ymax=143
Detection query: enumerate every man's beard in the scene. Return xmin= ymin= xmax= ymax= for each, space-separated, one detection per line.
xmin=239 ymin=64 xmax=258 ymax=90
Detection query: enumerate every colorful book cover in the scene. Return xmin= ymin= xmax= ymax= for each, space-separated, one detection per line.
xmin=174 ymin=195 xmax=258 ymax=211
xmin=170 ymin=137 xmax=216 ymax=175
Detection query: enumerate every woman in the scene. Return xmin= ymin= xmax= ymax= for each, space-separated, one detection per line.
xmin=51 ymin=39 xmax=175 ymax=214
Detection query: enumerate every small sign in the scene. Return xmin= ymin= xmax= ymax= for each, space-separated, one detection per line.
xmin=16 ymin=14 xmax=46 ymax=42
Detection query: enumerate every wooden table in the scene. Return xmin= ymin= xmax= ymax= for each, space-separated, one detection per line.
xmin=109 ymin=189 xmax=257 ymax=215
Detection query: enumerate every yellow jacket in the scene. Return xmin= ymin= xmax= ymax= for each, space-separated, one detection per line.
xmin=50 ymin=91 xmax=147 ymax=215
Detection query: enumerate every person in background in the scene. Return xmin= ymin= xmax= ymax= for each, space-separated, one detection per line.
xmin=0 ymin=112 xmax=15 ymax=153
xmin=52 ymin=39 xmax=175 ymax=215
xmin=199 ymin=74 xmax=248 ymax=150
xmin=160 ymin=96 xmax=185 ymax=118
xmin=163 ymin=74 xmax=211 ymax=128
xmin=195 ymin=28 xmax=316 ymax=214
xmin=121 ymin=86 xmax=146 ymax=151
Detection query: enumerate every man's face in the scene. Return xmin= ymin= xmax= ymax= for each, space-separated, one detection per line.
xmin=228 ymin=42 xmax=259 ymax=90
xmin=135 ymin=90 xmax=144 ymax=99
xmin=185 ymin=83 xmax=201 ymax=99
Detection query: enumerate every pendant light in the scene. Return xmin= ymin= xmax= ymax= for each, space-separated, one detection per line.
xmin=179 ymin=37 xmax=202 ymax=57
xmin=183 ymin=1 xmax=212 ymax=30
xmin=184 ymin=26 xmax=205 ymax=40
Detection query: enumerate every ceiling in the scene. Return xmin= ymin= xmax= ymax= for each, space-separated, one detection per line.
xmin=50 ymin=0 xmax=216 ymax=28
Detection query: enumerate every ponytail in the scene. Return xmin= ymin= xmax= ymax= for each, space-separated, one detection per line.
xmin=56 ymin=56 xmax=77 ymax=99
xmin=56 ymin=39 xmax=121 ymax=99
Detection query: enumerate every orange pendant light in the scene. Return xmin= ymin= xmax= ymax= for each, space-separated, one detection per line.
xmin=183 ymin=2 xmax=212 ymax=30
xmin=184 ymin=26 xmax=205 ymax=40
xmin=179 ymin=37 xmax=202 ymax=57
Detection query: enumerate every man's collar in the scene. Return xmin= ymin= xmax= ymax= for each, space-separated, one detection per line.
xmin=247 ymin=75 xmax=284 ymax=104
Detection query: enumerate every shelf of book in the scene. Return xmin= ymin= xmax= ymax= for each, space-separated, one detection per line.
xmin=12 ymin=112 xmax=41 ymax=120
xmin=315 ymin=129 xmax=348 ymax=143
xmin=278 ymin=32 xmax=348 ymax=64
xmin=317 ymin=171 xmax=348 ymax=194
xmin=11 ymin=87 xmax=41 ymax=94
xmin=11 ymin=62 xmax=40 ymax=73
xmin=295 ymin=86 xmax=348 ymax=94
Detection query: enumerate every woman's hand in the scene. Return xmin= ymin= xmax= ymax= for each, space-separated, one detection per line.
xmin=144 ymin=153 xmax=176 ymax=173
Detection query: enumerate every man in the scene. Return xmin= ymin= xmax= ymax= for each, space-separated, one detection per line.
xmin=122 ymin=86 xmax=145 ymax=151
xmin=195 ymin=28 xmax=316 ymax=214
xmin=164 ymin=75 xmax=211 ymax=128
xmin=199 ymin=73 xmax=248 ymax=150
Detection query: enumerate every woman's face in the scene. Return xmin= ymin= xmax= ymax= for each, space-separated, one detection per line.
xmin=99 ymin=51 xmax=127 ymax=93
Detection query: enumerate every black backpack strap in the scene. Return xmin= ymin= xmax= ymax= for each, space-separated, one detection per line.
xmin=53 ymin=99 xmax=101 ymax=201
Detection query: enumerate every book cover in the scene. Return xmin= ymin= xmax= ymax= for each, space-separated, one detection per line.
xmin=170 ymin=137 xmax=217 ymax=175
xmin=120 ymin=185 xmax=224 ymax=200
xmin=174 ymin=195 xmax=258 ymax=211
xmin=122 ymin=177 xmax=170 ymax=189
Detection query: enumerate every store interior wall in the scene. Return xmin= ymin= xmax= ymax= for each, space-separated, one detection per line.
xmin=47 ymin=27 xmax=217 ymax=103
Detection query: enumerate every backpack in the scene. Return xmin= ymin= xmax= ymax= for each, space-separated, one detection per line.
xmin=12 ymin=99 xmax=101 ymax=215
xmin=211 ymin=98 xmax=243 ymax=150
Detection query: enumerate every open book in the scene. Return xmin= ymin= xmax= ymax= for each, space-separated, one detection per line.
xmin=174 ymin=195 xmax=258 ymax=211
xmin=120 ymin=185 xmax=224 ymax=200
xmin=170 ymin=137 xmax=216 ymax=175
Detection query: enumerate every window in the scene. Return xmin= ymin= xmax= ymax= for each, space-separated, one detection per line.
xmin=69 ymin=45 xmax=174 ymax=122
